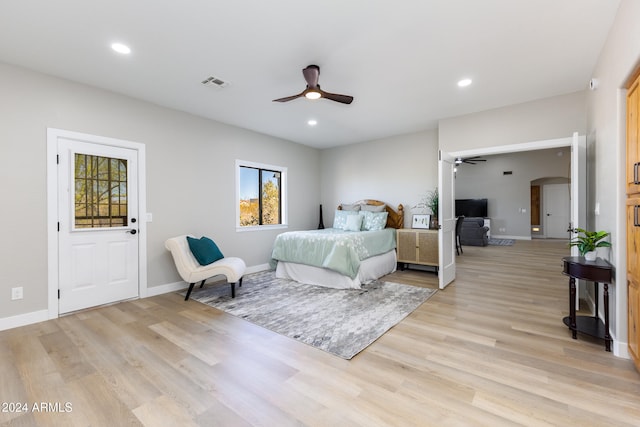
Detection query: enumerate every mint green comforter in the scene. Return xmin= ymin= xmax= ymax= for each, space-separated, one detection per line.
xmin=271 ymin=228 xmax=397 ymax=279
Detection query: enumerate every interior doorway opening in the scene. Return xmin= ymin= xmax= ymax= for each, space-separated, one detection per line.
xmin=530 ymin=177 xmax=570 ymax=238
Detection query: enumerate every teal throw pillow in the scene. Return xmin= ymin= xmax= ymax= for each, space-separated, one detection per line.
xmin=186 ymin=236 xmax=224 ymax=265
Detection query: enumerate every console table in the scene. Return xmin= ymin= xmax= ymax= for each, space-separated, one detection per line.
xmin=561 ymin=256 xmax=613 ymax=351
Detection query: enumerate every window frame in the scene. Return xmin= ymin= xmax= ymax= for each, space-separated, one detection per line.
xmin=235 ymin=159 xmax=288 ymax=232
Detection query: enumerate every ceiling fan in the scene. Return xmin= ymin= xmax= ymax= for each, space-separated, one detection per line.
xmin=272 ymin=65 xmax=354 ymax=105
xmin=455 ymin=156 xmax=487 ymax=165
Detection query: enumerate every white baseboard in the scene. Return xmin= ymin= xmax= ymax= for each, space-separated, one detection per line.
xmin=0 ymin=309 xmax=49 ymax=332
xmin=146 ymin=263 xmax=272 ymax=297
xmin=614 ymin=339 xmax=630 ymax=359
xmin=490 ymin=235 xmax=532 ymax=240
xmin=247 ymin=263 xmax=270 ymax=274
xmin=0 ymin=265 xmax=274 ymax=331
xmin=146 ymin=280 xmax=190 ymax=297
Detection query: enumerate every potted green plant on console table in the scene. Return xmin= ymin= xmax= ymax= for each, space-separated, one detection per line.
xmin=569 ymin=228 xmax=612 ymax=261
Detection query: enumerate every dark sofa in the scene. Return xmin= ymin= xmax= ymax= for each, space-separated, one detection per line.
xmin=459 ymin=217 xmax=489 ymax=246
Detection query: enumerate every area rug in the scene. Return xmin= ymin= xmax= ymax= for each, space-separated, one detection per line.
xmin=186 ymin=270 xmax=436 ymax=359
xmin=488 ymin=238 xmax=515 ymax=246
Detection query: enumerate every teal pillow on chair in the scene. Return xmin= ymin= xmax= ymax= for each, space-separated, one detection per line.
xmin=186 ymin=236 xmax=224 ymax=265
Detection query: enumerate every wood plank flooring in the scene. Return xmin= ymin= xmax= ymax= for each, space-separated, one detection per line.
xmin=2 ymin=239 xmax=640 ymax=426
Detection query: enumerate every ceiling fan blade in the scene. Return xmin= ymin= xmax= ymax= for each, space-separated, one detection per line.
xmin=319 ymin=89 xmax=354 ymax=104
xmin=461 ymin=156 xmax=487 ymax=164
xmin=272 ymin=91 xmax=305 ymax=102
xmin=302 ymin=65 xmax=320 ymax=88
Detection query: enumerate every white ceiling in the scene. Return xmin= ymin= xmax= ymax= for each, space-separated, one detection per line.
xmin=0 ymin=0 xmax=620 ymax=149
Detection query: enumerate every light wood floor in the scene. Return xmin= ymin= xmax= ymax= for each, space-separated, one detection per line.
xmin=2 ymin=240 xmax=640 ymax=426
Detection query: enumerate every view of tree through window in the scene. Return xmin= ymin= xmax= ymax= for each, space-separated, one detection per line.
xmin=74 ymin=153 xmax=128 ymax=228
xmin=239 ymin=165 xmax=281 ymax=226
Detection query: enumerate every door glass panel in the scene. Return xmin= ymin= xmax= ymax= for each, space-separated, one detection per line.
xmin=74 ymin=153 xmax=128 ymax=228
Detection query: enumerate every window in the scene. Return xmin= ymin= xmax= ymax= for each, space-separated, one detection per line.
xmin=236 ymin=160 xmax=287 ymax=229
xmin=74 ymin=153 xmax=128 ymax=229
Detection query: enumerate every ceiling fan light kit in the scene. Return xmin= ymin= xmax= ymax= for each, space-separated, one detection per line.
xmin=305 ymin=90 xmax=322 ymax=100
xmin=273 ymin=65 xmax=354 ymax=105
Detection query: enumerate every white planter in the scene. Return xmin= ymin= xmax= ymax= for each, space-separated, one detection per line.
xmin=584 ymin=251 xmax=597 ymax=261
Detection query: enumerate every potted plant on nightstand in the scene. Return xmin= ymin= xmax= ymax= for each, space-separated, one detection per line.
xmin=414 ymin=188 xmax=439 ymax=229
xmin=569 ymin=228 xmax=611 ymax=261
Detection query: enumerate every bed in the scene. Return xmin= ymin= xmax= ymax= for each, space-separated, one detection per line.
xmin=271 ymin=200 xmax=404 ymax=289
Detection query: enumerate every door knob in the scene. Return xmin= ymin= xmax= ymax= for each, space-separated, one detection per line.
xmin=129 ymin=229 xmax=137 ymax=235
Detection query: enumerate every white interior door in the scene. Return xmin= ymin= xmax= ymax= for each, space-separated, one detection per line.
xmin=57 ymin=138 xmax=139 ymax=313
xmin=570 ymin=132 xmax=587 ymax=306
xmin=544 ymin=184 xmax=570 ymax=238
xmin=438 ymin=150 xmax=456 ymax=289
xmin=570 ymin=132 xmax=587 ymax=242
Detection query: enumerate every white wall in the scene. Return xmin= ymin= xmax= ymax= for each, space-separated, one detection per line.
xmin=320 ymin=130 xmax=439 ymax=227
xmin=586 ymin=0 xmax=640 ymax=357
xmin=438 ymin=91 xmax=587 ymax=153
xmin=0 ymin=62 xmax=320 ymax=321
xmin=455 ymin=148 xmax=571 ymax=239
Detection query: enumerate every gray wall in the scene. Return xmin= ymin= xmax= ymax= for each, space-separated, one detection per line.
xmin=320 ymin=130 xmax=439 ymax=227
xmin=0 ymin=62 xmax=320 ymax=319
xmin=438 ymin=91 xmax=587 ymax=153
xmin=455 ymin=147 xmax=571 ymax=239
xmin=586 ymin=0 xmax=640 ymax=356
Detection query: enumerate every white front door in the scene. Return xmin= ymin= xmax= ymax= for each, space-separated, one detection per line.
xmin=544 ymin=183 xmax=571 ymax=238
xmin=57 ymin=138 xmax=139 ymax=313
xmin=438 ymin=150 xmax=456 ymax=289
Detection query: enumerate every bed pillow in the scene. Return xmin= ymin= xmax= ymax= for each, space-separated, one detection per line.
xmin=344 ymin=213 xmax=364 ymax=231
xmin=360 ymin=204 xmax=386 ymax=212
xmin=340 ymin=203 xmax=361 ymax=211
xmin=333 ymin=209 xmax=359 ymax=229
xmin=186 ymin=236 xmax=224 ymax=265
xmin=362 ymin=211 xmax=388 ymax=231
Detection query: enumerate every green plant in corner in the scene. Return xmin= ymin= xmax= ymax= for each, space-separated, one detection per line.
xmin=568 ymin=228 xmax=611 ymax=256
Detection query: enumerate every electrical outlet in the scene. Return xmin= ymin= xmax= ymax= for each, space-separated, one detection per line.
xmin=11 ymin=287 xmax=23 ymax=300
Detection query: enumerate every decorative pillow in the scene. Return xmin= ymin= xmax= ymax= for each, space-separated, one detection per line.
xmin=362 ymin=211 xmax=388 ymax=231
xmin=333 ymin=209 xmax=359 ymax=229
xmin=344 ymin=214 xmax=364 ymax=231
xmin=360 ymin=204 xmax=386 ymax=212
xmin=340 ymin=203 xmax=361 ymax=212
xmin=186 ymin=236 xmax=224 ymax=265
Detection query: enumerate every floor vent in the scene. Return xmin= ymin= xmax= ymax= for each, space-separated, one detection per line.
xmin=201 ymin=75 xmax=230 ymax=88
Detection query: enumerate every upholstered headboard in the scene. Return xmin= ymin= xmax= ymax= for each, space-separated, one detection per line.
xmin=338 ymin=199 xmax=404 ymax=229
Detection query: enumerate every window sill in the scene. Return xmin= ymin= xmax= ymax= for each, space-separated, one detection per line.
xmin=236 ymin=224 xmax=289 ymax=233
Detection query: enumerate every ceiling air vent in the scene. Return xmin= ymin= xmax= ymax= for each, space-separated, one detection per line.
xmin=201 ymin=75 xmax=230 ymax=88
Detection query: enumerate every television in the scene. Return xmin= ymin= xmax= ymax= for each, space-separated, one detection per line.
xmin=455 ymin=198 xmax=488 ymax=218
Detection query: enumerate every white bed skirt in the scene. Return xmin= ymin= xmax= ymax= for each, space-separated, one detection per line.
xmin=275 ymin=250 xmax=397 ymax=290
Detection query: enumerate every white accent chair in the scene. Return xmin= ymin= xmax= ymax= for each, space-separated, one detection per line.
xmin=165 ymin=235 xmax=246 ymax=301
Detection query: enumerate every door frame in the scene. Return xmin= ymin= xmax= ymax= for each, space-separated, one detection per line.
xmin=47 ymin=128 xmax=147 ymax=319
xmin=446 ymin=133 xmax=585 ymax=283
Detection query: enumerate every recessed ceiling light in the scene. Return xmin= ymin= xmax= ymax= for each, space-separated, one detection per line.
xmin=307 ymin=119 xmax=317 ymax=126
xmin=457 ymin=78 xmax=472 ymax=88
xmin=111 ymin=43 xmax=131 ymax=54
